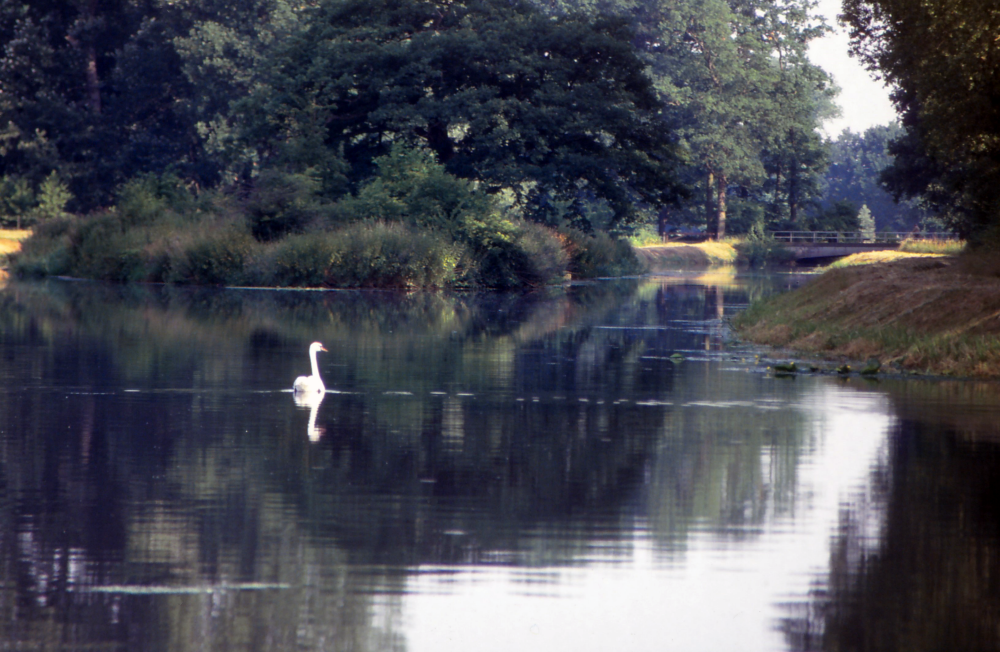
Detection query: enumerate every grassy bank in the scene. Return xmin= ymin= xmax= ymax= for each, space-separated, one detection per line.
xmin=0 ymin=229 xmax=30 ymax=282
xmin=733 ymin=255 xmax=1000 ymax=377
xmin=636 ymin=241 xmax=739 ymax=271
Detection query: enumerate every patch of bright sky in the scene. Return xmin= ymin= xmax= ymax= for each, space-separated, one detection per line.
xmin=808 ymin=0 xmax=898 ymax=139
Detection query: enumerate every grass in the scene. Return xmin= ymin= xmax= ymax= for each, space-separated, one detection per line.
xmin=0 ymin=229 xmax=30 ymax=256
xmin=733 ymin=256 xmax=1000 ymax=377
xmin=635 ymin=240 xmax=738 ymax=270
xmin=0 ymin=229 xmax=31 ymax=282
xmin=825 ymin=250 xmax=947 ymax=269
xmin=899 ymin=238 xmax=965 ymax=255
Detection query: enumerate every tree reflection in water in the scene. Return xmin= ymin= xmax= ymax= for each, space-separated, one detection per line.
xmin=782 ymin=388 xmax=1000 ymax=652
xmin=0 ymin=275 xmax=820 ymax=651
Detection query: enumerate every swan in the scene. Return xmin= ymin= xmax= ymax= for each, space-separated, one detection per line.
xmin=293 ymin=342 xmax=327 ymax=394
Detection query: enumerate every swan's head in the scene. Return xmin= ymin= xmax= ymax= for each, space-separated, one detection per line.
xmin=310 ymin=342 xmax=328 ymax=354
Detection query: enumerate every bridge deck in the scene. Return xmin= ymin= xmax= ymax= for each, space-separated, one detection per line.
xmin=770 ymin=231 xmax=957 ymax=262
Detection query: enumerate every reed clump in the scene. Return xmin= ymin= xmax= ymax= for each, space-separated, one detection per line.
xmin=899 ymin=238 xmax=965 ymax=255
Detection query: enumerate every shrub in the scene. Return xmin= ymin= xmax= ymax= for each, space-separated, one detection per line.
xmin=34 ymin=172 xmax=72 ymax=221
xmin=116 ymin=173 xmax=194 ymax=227
xmin=260 ymin=222 xmax=461 ymax=288
xmin=0 ymin=175 xmax=36 ymax=229
xmin=12 ymin=217 xmax=74 ymax=277
xmin=245 ymin=170 xmax=330 ymax=241
xmin=167 ymin=228 xmax=259 ymax=285
xmin=563 ymin=228 xmax=644 ymax=278
xmin=734 ymin=224 xmax=795 ymax=267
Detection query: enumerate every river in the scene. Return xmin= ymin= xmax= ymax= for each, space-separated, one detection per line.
xmin=0 ymin=272 xmax=998 ymax=651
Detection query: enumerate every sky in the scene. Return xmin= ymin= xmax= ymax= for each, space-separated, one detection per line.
xmin=807 ymin=0 xmax=898 ymax=138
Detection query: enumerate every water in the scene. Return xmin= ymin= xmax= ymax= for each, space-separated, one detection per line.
xmin=1 ymin=274 xmax=999 ymax=651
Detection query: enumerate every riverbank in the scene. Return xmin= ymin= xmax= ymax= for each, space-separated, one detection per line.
xmin=734 ymin=255 xmax=1000 ymax=378
xmin=635 ymin=242 xmax=738 ymax=271
xmin=0 ymin=229 xmax=30 ymax=283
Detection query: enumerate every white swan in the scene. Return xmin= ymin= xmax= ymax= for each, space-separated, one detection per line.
xmin=293 ymin=342 xmax=327 ymax=394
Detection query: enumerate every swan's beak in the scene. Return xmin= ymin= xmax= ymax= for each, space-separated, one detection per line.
xmin=320 ymin=346 xmax=328 ymax=352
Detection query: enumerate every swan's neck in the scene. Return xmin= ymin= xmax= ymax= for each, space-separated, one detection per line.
xmin=310 ymin=348 xmax=322 ymax=381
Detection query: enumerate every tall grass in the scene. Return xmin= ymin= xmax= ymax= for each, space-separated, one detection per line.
xmin=899 ymin=238 xmax=965 ymax=255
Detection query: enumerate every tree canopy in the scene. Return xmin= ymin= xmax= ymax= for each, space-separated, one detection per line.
xmin=0 ymin=0 xmax=846 ymax=242
xmin=842 ymin=0 xmax=1000 ymax=239
xmin=239 ymin=0 xmax=684 ymax=231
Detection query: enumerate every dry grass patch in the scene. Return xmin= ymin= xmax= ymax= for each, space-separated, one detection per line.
xmin=825 ymin=250 xmax=946 ymax=269
xmin=636 ymin=241 xmax=737 ymax=271
xmin=0 ymin=229 xmax=30 ymax=257
xmin=734 ymin=256 xmax=1000 ymax=377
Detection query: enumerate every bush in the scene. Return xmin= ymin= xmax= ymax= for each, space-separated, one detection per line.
xmin=116 ymin=173 xmax=194 ymax=227
xmin=167 ymin=228 xmax=259 ymax=285
xmin=12 ymin=217 xmax=74 ymax=277
xmin=34 ymin=172 xmax=72 ymax=221
xmin=563 ymin=229 xmax=644 ymax=278
xmin=262 ymin=222 xmax=461 ymax=288
xmin=245 ymin=170 xmax=331 ymax=241
xmin=0 ymin=176 xmax=36 ymax=229
xmin=734 ymin=224 xmax=796 ymax=267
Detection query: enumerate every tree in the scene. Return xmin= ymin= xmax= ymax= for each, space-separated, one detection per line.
xmin=823 ymin=124 xmax=927 ymax=231
xmin=842 ymin=0 xmax=1000 ymax=239
xmin=857 ymin=204 xmax=874 ymax=240
xmin=239 ymin=0 xmax=684 ymax=231
xmin=615 ymin=0 xmax=833 ymax=238
xmin=0 ymin=0 xmax=209 ymax=209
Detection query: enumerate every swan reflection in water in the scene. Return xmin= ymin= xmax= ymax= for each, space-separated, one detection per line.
xmin=293 ymin=341 xmax=328 ymax=442
xmin=294 ymin=389 xmax=326 ymax=442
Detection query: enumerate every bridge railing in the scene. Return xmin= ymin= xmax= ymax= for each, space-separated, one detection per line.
xmin=769 ymin=231 xmax=957 ymax=244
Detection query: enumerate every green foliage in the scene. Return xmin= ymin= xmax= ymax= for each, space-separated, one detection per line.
xmin=734 ymin=223 xmax=795 ymax=268
xmin=858 ymin=204 xmax=875 ymax=241
xmin=347 ymin=144 xmax=503 ymax=243
xmin=244 ymin=0 xmax=682 ymax=230
xmin=822 ymin=124 xmax=927 ymax=231
xmin=843 ymin=0 xmax=1000 ymax=239
xmin=0 ymin=175 xmax=35 ymax=228
xmin=34 ymin=172 xmax=72 ymax=221
xmin=245 ymin=170 xmax=332 ymax=241
xmin=167 ymin=228 xmax=259 ymax=285
xmin=809 ymin=200 xmax=860 ymax=233
xmin=638 ymin=0 xmax=834 ymax=238
xmin=563 ymin=229 xmax=644 ymax=279
xmin=266 ymin=223 xmax=460 ymax=288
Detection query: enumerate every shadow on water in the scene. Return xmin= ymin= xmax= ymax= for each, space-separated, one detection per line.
xmin=781 ymin=380 xmax=1000 ymax=652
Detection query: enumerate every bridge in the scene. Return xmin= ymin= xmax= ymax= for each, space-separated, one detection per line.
xmin=769 ymin=231 xmax=955 ymax=262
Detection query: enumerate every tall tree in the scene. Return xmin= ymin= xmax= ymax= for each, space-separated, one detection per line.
xmin=842 ymin=0 xmax=1000 ymax=239
xmin=0 ymin=0 xmax=206 ymax=209
xmin=823 ymin=124 xmax=927 ymax=231
xmin=606 ymin=0 xmax=833 ymax=238
xmin=238 ymin=0 xmax=684 ymax=231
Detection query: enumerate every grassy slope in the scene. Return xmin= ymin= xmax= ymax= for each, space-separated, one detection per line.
xmin=734 ymin=255 xmax=1000 ymax=377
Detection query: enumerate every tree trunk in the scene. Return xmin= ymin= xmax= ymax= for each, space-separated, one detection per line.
xmin=85 ymin=45 xmax=101 ymax=114
xmin=715 ymin=174 xmax=727 ymax=240
xmin=788 ymin=170 xmax=798 ymax=226
xmin=69 ymin=0 xmax=102 ymax=114
xmin=705 ymin=171 xmax=716 ymax=238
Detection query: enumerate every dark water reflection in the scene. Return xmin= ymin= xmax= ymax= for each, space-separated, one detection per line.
xmin=0 ymin=274 xmax=998 ymax=651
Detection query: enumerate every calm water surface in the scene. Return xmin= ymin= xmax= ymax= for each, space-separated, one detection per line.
xmin=1 ymin=273 xmax=1000 ymax=651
